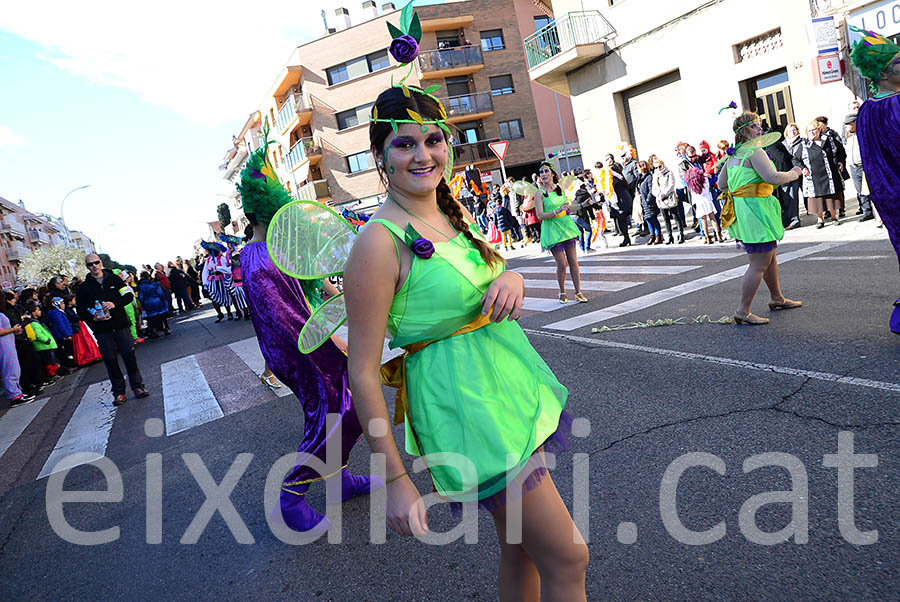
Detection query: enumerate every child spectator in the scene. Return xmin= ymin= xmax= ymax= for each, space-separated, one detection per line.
xmin=22 ymin=302 xmax=63 ymax=381
xmin=45 ymin=296 xmax=77 ymax=372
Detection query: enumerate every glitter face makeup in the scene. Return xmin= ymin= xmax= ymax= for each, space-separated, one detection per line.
xmin=378 ymin=124 xmax=447 ymax=196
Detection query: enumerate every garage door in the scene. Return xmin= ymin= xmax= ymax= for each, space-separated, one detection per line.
xmin=623 ymin=71 xmax=684 ymax=161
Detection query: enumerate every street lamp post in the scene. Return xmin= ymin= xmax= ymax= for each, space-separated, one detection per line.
xmin=59 ymin=185 xmax=91 ymax=246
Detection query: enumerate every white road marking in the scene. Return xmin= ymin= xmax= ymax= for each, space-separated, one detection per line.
xmin=544 ymin=242 xmax=846 ymax=331
xmin=0 ymin=397 xmax=50 ymax=459
xmin=522 ymin=297 xmax=571 ymax=312
xmin=800 ymin=255 xmax=889 ymax=261
xmin=228 ymin=338 xmax=292 ymax=397
xmin=516 ymin=265 xmax=700 ymax=275
xmin=522 ymin=279 xmax=642 ymax=292
xmin=38 ymin=382 xmax=116 ymax=479
xmin=334 ymin=325 xmax=403 ymax=364
xmin=525 ymin=329 xmax=900 ymax=393
xmin=556 ymin=253 xmax=742 ymax=262
xmin=161 ymin=355 xmax=224 ymax=435
xmin=174 ymin=307 xmax=219 ymax=323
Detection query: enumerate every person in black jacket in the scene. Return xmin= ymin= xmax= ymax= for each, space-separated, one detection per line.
xmin=167 ymin=260 xmax=195 ymax=313
xmin=571 ymin=184 xmax=596 ymax=251
xmin=75 ymin=254 xmax=149 ymax=406
xmin=609 ymin=165 xmax=634 ymax=246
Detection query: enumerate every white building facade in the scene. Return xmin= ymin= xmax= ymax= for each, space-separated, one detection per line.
xmin=525 ymin=0 xmax=885 ymax=168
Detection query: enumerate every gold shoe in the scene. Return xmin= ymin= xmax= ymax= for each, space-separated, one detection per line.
xmin=768 ymin=299 xmax=803 ymax=311
xmin=558 ymin=293 xmax=568 ymax=304
xmin=260 ymin=374 xmax=282 ymax=388
xmin=733 ymin=313 xmax=770 ymax=325
xmin=574 ymin=292 xmax=588 ymax=303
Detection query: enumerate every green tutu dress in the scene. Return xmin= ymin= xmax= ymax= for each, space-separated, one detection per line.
xmin=371 ymin=218 xmax=568 ymax=502
xmin=540 ymin=191 xmax=581 ymax=250
xmin=726 ymin=157 xmax=784 ymax=247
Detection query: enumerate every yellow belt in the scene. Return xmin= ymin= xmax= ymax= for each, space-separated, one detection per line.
xmin=380 ymin=313 xmax=491 ymax=425
xmin=722 ymin=182 xmax=774 ymax=201
xmin=720 ymin=182 xmax=775 ymax=227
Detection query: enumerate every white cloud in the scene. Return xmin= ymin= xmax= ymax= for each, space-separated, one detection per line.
xmin=0 ymin=0 xmax=400 ymax=128
xmin=0 ymin=125 xmax=28 ymax=147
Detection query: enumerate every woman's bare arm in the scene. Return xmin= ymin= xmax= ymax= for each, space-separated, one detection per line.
xmin=345 ymin=225 xmax=405 ymax=476
xmin=344 ymin=222 xmax=428 ymax=536
xmin=749 ymin=148 xmax=800 ymax=186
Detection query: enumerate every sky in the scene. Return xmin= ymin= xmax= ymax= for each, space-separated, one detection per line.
xmin=0 ymin=0 xmax=442 ymax=267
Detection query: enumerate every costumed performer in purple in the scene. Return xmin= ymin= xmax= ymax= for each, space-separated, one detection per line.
xmin=236 ymin=132 xmax=381 ymax=533
xmin=849 ymin=26 xmax=900 ymax=334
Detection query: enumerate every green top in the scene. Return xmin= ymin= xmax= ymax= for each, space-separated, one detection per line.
xmin=371 ymin=219 xmax=503 ymax=348
xmin=724 ymin=155 xmax=784 ymax=245
xmin=26 ymin=321 xmax=58 ymax=351
xmin=367 ymin=217 xmax=567 ymax=501
xmin=539 ymin=190 xmax=581 ymax=250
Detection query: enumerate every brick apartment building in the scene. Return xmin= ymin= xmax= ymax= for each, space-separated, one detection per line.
xmin=220 ymin=0 xmax=580 ymax=213
xmin=0 ymin=195 xmax=96 ymax=285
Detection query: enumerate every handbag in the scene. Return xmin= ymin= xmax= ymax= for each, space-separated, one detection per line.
xmin=657 ymin=193 xmax=678 ymax=210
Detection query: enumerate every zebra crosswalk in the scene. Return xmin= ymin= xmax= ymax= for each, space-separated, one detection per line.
xmin=515 ymin=241 xmax=843 ymax=330
xmin=509 ymin=246 xmax=745 ymax=319
xmin=0 ymin=331 xmax=402 ymax=489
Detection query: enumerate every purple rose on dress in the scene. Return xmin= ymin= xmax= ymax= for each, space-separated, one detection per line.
xmin=410 ymin=237 xmax=434 ymax=259
xmin=389 ymin=35 xmax=419 ymax=64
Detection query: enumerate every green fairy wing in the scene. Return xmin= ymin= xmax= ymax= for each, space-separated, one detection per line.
xmin=559 ymin=174 xmax=580 ymax=197
xmin=267 ymin=200 xmax=358 ymax=353
xmin=733 ymin=132 xmax=783 ymax=161
xmin=512 ymin=180 xmax=539 ymax=211
xmin=267 ymin=200 xmax=356 ymax=279
xmin=512 ymin=180 xmax=539 ymax=197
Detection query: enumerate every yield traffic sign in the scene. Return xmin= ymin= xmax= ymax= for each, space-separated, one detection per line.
xmin=489 ymin=140 xmax=509 ymax=162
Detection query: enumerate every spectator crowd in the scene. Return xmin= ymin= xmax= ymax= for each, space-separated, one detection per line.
xmin=454 ymin=103 xmax=882 ymax=253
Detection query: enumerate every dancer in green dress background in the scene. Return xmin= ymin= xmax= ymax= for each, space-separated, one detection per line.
xmin=344 ymin=82 xmax=588 ymax=599
xmin=535 ymin=162 xmax=587 ymax=304
xmin=718 ymin=111 xmax=804 ymax=325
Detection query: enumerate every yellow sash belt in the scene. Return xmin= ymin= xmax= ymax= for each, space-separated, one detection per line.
xmin=720 ymin=182 xmax=775 ymax=228
xmin=380 ymin=313 xmax=491 ymax=425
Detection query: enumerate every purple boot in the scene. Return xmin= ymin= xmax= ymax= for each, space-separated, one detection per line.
xmin=279 ymin=486 xmax=331 ymax=534
xmin=340 ymin=468 xmax=385 ymax=502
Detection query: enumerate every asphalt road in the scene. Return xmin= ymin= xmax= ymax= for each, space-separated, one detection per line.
xmin=0 ymin=217 xmax=897 ymax=601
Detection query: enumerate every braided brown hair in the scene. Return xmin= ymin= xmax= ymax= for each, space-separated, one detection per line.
xmin=370 ymin=86 xmax=504 ymax=268
xmin=435 ymin=178 xmax=504 ymax=268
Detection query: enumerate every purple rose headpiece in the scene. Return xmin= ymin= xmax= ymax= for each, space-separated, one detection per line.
xmin=372 ymin=2 xmax=454 ymax=179
xmin=372 ymin=1 xmax=450 ymax=136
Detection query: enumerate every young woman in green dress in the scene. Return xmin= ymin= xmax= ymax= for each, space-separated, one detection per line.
xmin=535 ymin=163 xmax=588 ymax=303
xmin=344 ymin=86 xmax=588 ymax=600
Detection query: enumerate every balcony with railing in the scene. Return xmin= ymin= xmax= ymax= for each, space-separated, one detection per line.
xmin=417 ymin=45 xmax=484 ymax=79
xmin=6 ymin=244 xmax=29 ymax=261
xmin=29 ymin=229 xmax=50 ymax=244
xmin=276 ymin=91 xmax=312 ymax=134
xmin=0 ymin=218 xmax=27 ymax=238
xmin=296 ymin=179 xmax=331 ymax=202
xmin=524 ymin=11 xmax=617 ymax=95
xmin=441 ymin=92 xmax=494 ymax=123
xmin=285 ymin=136 xmax=323 ymax=172
xmin=452 ymin=138 xmax=500 ymax=168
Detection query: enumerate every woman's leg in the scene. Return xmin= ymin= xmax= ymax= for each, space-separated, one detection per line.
xmin=492 ymin=515 xmax=541 ymax=602
xmin=490 ymin=470 xmax=589 ymax=601
xmin=762 ymin=249 xmax=785 ymax=302
xmin=662 ymin=209 xmax=675 ymax=242
xmin=737 ymin=249 xmax=776 ymax=316
xmin=564 ymin=241 xmax=582 ymax=294
xmin=550 ymin=247 xmax=567 ymax=294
